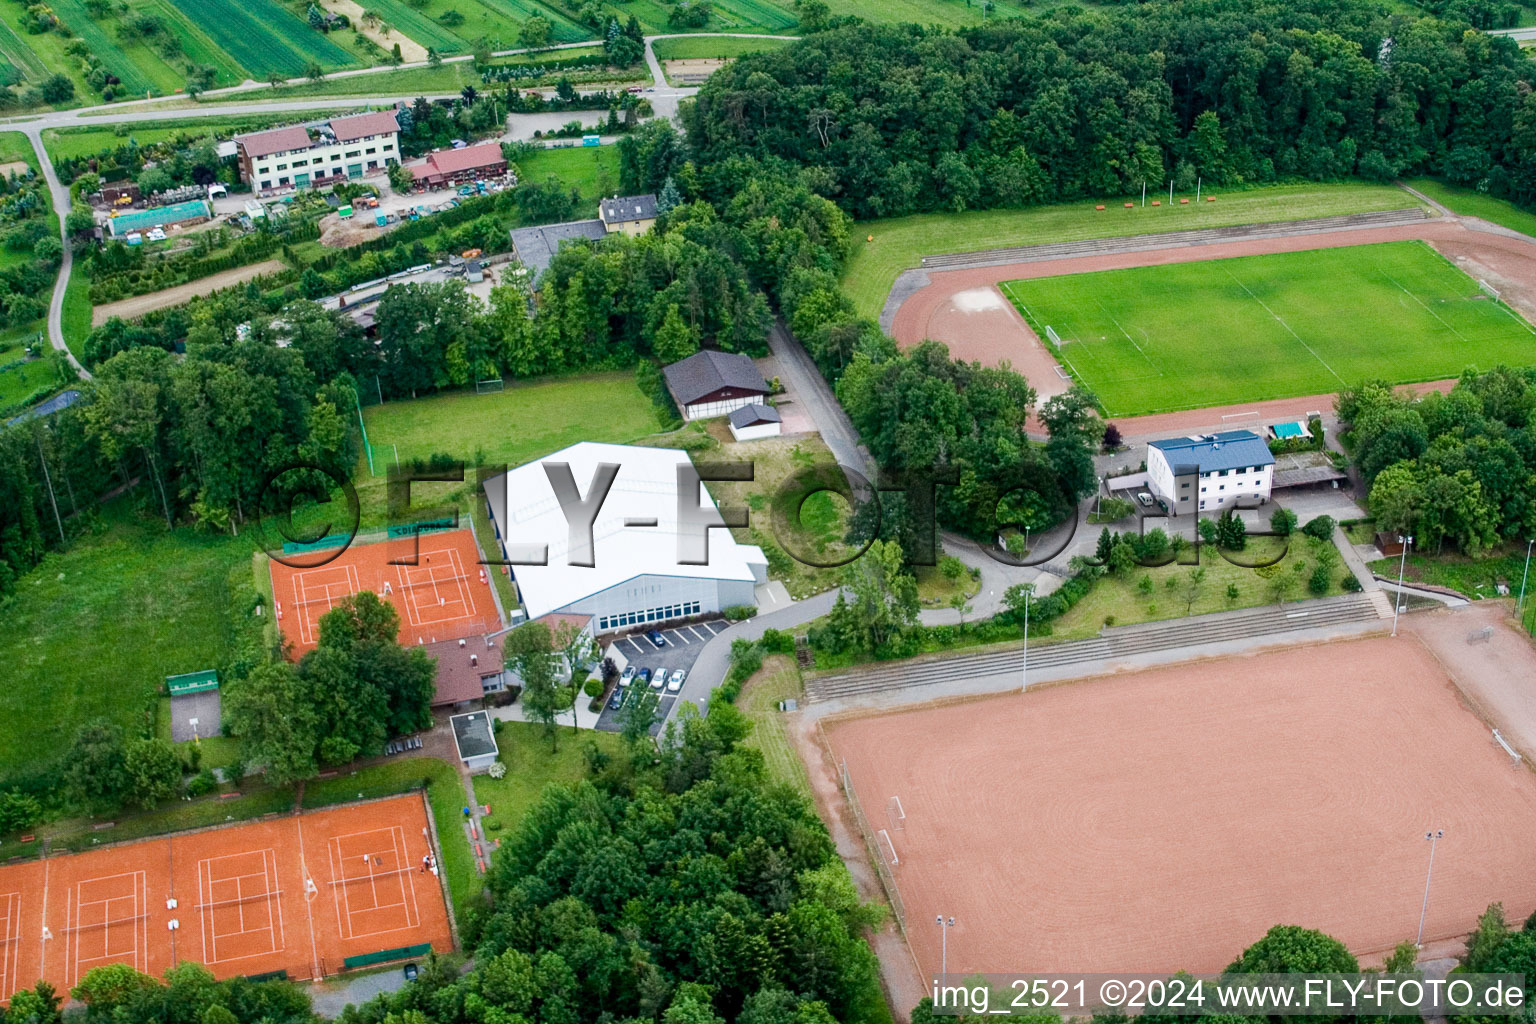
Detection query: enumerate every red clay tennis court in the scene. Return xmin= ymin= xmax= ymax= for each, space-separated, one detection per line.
xmin=269 ymin=529 xmax=500 ymax=657
xmin=824 ymin=636 xmax=1536 ymax=979
xmin=0 ymin=794 xmax=453 ymax=1002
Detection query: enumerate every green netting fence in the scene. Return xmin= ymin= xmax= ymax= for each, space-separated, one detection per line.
xmin=343 ymin=943 xmax=433 ymax=970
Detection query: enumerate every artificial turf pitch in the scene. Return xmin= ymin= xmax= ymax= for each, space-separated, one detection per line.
xmin=1001 ymin=240 xmax=1536 ymax=417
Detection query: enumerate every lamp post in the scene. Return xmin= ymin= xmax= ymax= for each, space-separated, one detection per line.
xmin=1019 ymin=584 xmax=1033 ymax=693
xmin=936 ymin=915 xmax=955 ymax=979
xmin=1519 ymin=538 xmax=1533 ymax=621
xmin=1391 ymin=534 xmax=1413 ymax=637
xmin=1417 ymin=829 xmax=1444 ymax=946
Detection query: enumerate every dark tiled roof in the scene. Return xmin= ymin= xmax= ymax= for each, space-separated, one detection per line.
xmin=1149 ymin=430 xmax=1275 ymax=473
xmin=329 ymin=110 xmax=399 ymax=141
xmin=663 ymin=350 xmax=769 ymax=406
xmin=728 ymin=403 xmax=780 ymax=428
xmin=423 ymin=636 xmax=503 ymax=705
xmin=451 ymin=711 xmax=497 ymax=760
xmin=509 ymin=219 xmax=607 ymax=278
xmin=600 ymin=193 xmax=658 ymax=223
xmin=236 ymin=125 xmax=312 ymax=159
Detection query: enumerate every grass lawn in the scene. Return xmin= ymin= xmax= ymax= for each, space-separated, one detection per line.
xmin=43 ymin=112 xmax=307 ymax=162
xmin=1366 ymin=546 xmax=1532 ymax=602
xmin=1405 ymin=177 xmax=1536 ymax=240
xmin=1048 ymin=535 xmax=1349 ymax=641
xmin=651 ymin=35 xmax=795 ymax=59
xmin=515 ymin=144 xmax=620 ymax=206
xmin=348 ymin=373 xmax=664 ymax=533
xmin=735 ymin=654 xmax=809 ymax=790
xmin=472 ymin=718 xmax=624 ymax=832
xmin=0 ymin=320 xmax=60 ymax=411
xmin=681 ymin=427 xmax=852 ymax=600
xmin=915 ymin=561 xmax=980 ymax=609
xmin=1002 ymin=240 xmax=1536 ymax=417
xmin=62 ymin=263 xmax=93 ymax=358
xmin=260 ymin=62 xmax=480 ymax=99
xmin=0 ymin=502 xmax=251 ymax=782
xmin=302 ymin=756 xmax=479 ymax=920
xmin=843 ymin=182 xmax=1423 ymax=320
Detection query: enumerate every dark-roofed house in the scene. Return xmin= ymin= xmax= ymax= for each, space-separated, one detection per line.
xmin=411 ymin=142 xmax=507 ymax=189
xmin=599 ymin=193 xmax=658 ymax=235
xmin=450 ymin=710 xmax=498 ymax=773
xmin=727 ymin=403 xmax=781 ymax=441
xmin=235 ymin=111 xmax=400 ymax=191
xmin=1146 ymin=430 xmax=1275 ymax=515
xmin=422 ymin=635 xmax=506 ymax=707
xmin=663 ymin=350 xmax=771 ymax=421
xmin=509 ymin=219 xmax=608 ymax=279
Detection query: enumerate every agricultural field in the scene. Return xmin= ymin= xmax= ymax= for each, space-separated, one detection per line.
xmin=173 ymin=0 xmax=360 ymax=76
xmin=1002 ymin=240 xmax=1536 ymax=417
xmin=651 ymin=34 xmax=795 ymax=58
xmin=845 ymin=182 xmax=1422 ymax=320
xmin=50 ymin=0 xmax=172 ymax=97
xmin=140 ymin=0 xmax=248 ymax=87
xmin=355 ymin=0 xmax=468 ymax=53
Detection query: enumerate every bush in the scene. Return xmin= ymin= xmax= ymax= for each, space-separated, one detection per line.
xmin=486 ymin=761 xmax=506 ymax=780
xmin=582 ymin=677 xmax=603 ymax=699
xmin=1341 ymin=574 xmax=1363 ymax=592
xmin=1301 ymin=515 xmax=1336 ymax=540
xmin=722 ymin=604 xmax=757 ymax=621
xmin=1270 ymin=507 xmax=1298 ymax=536
xmin=1308 ymin=563 xmax=1331 ymax=595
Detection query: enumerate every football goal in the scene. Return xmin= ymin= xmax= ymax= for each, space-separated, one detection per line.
xmin=475 ymin=378 xmax=505 ymax=395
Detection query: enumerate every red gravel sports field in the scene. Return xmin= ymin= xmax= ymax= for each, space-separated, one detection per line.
xmin=824 ymin=636 xmax=1536 ymax=978
xmin=269 ymin=529 xmax=499 ymax=657
xmin=0 ymin=794 xmax=453 ymax=1001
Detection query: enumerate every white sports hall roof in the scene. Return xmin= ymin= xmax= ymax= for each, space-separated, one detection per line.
xmin=483 ymin=442 xmax=765 ymax=620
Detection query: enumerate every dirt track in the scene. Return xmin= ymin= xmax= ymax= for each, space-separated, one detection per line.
xmin=822 ymin=634 xmax=1536 ymax=977
xmin=890 ymin=220 xmax=1536 ymax=435
xmin=92 ymin=259 xmax=286 ymax=325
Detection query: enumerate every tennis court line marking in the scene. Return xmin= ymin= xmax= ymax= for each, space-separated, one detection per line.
xmin=1219 ymin=265 xmax=1346 ymax=388
xmin=293 ymin=565 xmax=361 ymax=644
xmin=395 ymin=547 xmax=475 ymax=628
xmin=326 ymin=827 xmax=421 ymax=941
xmin=196 ymin=850 xmax=284 ymax=965
xmin=0 ymin=891 xmax=19 ymax=1004
xmin=67 ymin=871 xmax=146 ymax=987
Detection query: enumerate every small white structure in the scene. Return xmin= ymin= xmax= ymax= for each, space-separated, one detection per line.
xmin=728 ymin=403 xmax=781 ymax=441
xmin=1146 ymin=430 xmax=1274 ymax=515
xmin=206 ymin=182 xmax=228 ymax=200
xmin=482 ymin=442 xmax=768 ymax=635
xmin=450 ymin=710 xmax=499 ymax=773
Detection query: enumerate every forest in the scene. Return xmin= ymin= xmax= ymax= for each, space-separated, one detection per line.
xmin=685 ymin=0 xmax=1536 ymax=218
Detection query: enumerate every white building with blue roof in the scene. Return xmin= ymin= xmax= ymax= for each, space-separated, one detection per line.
xmin=1147 ymin=430 xmax=1275 ymax=515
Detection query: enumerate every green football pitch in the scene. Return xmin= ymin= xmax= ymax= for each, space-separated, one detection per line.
xmin=1000 ymin=241 xmax=1536 ymax=417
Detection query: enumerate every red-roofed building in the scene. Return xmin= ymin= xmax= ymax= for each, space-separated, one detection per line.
xmin=235 ymin=110 xmax=401 ymax=192
xmin=422 ymin=635 xmax=506 ymax=706
xmin=411 ymin=143 xmax=508 ymax=189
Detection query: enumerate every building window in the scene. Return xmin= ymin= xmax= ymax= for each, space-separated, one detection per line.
xmin=366 ymin=147 xmax=377 ymax=154
xmin=347 ymin=149 xmax=361 ymax=158
xmin=279 ymin=177 xmax=290 ymax=186
xmin=276 ymin=163 xmax=288 ymax=171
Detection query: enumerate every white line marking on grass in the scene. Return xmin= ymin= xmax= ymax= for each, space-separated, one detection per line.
xmin=1376 ymin=267 xmax=1471 ymax=345
xmin=1220 ymin=265 xmax=1346 ymax=388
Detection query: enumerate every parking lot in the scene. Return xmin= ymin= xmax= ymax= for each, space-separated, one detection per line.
xmin=596 ymin=619 xmax=730 ymax=733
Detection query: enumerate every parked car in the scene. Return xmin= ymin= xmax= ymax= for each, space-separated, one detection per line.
xmin=403 ymin=963 xmax=419 ymax=982
xmin=608 ymin=687 xmax=624 ymax=711
xmin=619 ymin=666 xmax=636 ymax=687
xmin=647 ymin=668 xmax=664 ymax=690
xmin=647 ymin=629 xmax=667 ymax=647
xmin=1136 ymin=491 xmax=1154 ymax=507
xmin=667 ymin=669 xmax=686 ymax=693
xmin=637 ymin=667 xmax=652 ymax=688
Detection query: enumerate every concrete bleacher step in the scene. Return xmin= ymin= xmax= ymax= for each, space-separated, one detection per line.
xmin=804 ymin=593 xmax=1380 ymax=703
xmin=1367 ymin=590 xmax=1395 ymax=618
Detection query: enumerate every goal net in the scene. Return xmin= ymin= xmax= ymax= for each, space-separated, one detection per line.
xmin=476 ymin=377 xmax=505 ymax=394
xmin=1045 ymin=325 xmax=1066 ymax=346
xmin=1479 ymin=279 xmax=1502 ymax=304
